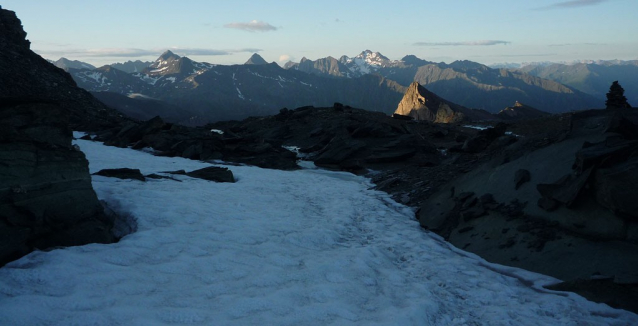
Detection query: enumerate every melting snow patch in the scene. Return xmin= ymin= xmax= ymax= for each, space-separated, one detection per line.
xmin=282 ymin=145 xmax=310 ymax=159
xmin=150 ymin=66 xmax=169 ymax=73
xmin=462 ymin=125 xmax=490 ymax=130
xmin=0 ymin=138 xmax=635 ymax=325
xmin=210 ymin=129 xmax=224 ymax=135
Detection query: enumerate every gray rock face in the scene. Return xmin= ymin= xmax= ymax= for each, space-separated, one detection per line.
xmin=0 ymin=102 xmax=114 ymax=266
xmin=0 ymin=9 xmax=117 ymax=266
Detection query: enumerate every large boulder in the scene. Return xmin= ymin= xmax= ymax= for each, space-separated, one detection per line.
xmin=0 ymin=9 xmax=117 ymax=266
xmin=186 ymin=166 xmax=235 ymax=183
xmin=0 ymin=101 xmax=114 ymax=266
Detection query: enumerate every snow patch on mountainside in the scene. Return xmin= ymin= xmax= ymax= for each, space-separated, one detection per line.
xmin=134 ymin=73 xmax=161 ymax=85
xmin=236 ymin=86 xmax=245 ymax=99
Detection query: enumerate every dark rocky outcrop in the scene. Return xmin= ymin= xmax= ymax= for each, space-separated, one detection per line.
xmin=93 ymin=168 xmax=146 ymax=182
xmin=0 ymin=10 xmax=125 ymax=131
xmin=186 ymin=167 xmax=235 ymax=183
xmin=412 ymin=108 xmax=638 ymax=296
xmin=497 ymin=101 xmax=551 ymax=121
xmin=514 ymin=169 xmax=531 ymax=190
xmin=0 ymin=100 xmax=115 ymax=267
xmin=89 ymin=114 xmax=298 ymax=171
xmin=208 ymin=104 xmax=442 ymax=173
xmin=461 ymin=123 xmax=509 ymax=153
xmin=546 ymin=278 xmax=638 ymax=314
xmin=0 ymin=8 xmax=121 ymax=266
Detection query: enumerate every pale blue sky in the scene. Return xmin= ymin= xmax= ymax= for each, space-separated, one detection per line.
xmin=2 ymin=0 xmax=637 ymax=66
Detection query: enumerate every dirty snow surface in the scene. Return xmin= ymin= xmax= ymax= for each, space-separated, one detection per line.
xmin=0 ymin=135 xmax=636 ymax=326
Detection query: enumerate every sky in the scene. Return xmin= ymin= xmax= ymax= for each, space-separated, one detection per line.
xmin=2 ymin=0 xmax=637 ymax=67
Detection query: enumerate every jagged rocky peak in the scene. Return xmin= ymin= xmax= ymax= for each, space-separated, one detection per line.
xmin=283 ymin=61 xmax=298 ymax=69
xmin=158 ymin=49 xmax=180 ymax=61
xmin=394 ymin=82 xmax=466 ymax=123
xmin=0 ymin=8 xmax=30 ymax=49
xmin=109 ymin=60 xmax=152 ymax=73
xmin=245 ymin=53 xmax=268 ymax=65
xmin=144 ymin=50 xmax=199 ymax=76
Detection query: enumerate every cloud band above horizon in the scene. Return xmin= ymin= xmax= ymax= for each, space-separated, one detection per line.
xmin=413 ymin=40 xmax=511 ymax=46
xmin=535 ymin=0 xmax=608 ymax=10
xmin=34 ymin=47 xmax=262 ymax=59
xmin=224 ymin=20 xmax=277 ymax=32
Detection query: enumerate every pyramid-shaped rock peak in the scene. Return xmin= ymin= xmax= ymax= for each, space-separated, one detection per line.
xmin=394 ymin=82 xmax=466 ymax=123
xmin=497 ymin=101 xmax=550 ymax=121
xmin=245 ymin=53 xmax=268 ymax=65
xmin=157 ymin=50 xmax=180 ymax=61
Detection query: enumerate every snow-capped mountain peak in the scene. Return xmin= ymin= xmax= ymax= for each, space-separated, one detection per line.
xmin=337 ymin=50 xmax=395 ymax=76
xmin=354 ymin=49 xmax=391 ymax=66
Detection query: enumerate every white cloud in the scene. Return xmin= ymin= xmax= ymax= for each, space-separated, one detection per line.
xmin=224 ymin=20 xmax=277 ymax=32
xmin=413 ymin=40 xmax=511 ymax=46
xmin=535 ymin=0 xmax=608 ymax=10
xmin=34 ymin=47 xmax=262 ymax=59
xmin=278 ymin=54 xmax=293 ymax=62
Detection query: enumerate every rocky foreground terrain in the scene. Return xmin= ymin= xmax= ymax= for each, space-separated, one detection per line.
xmin=1 ymin=6 xmax=637 ymax=315
xmin=81 ymin=96 xmax=638 ymax=313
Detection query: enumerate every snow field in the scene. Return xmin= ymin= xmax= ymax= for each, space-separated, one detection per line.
xmin=0 ymin=135 xmax=636 ymax=325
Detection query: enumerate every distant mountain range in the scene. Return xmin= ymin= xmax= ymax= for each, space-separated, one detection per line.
xmin=65 ymin=51 xmax=406 ymax=124
xmin=515 ymin=61 xmax=638 ymax=106
xmin=109 ymin=60 xmax=153 ymax=73
xmin=284 ymin=51 xmax=603 ymax=113
xmin=56 ymin=50 xmax=636 ymax=124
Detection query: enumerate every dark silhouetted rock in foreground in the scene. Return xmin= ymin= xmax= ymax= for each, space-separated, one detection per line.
xmin=0 ymin=8 xmax=118 ymax=266
xmin=0 ymin=9 xmax=125 ymax=131
xmin=186 ymin=167 xmax=235 ymax=183
xmin=0 ymin=100 xmax=115 ymax=267
xmin=93 ymin=168 xmax=146 ymax=181
xmin=546 ymin=278 xmax=638 ymax=315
